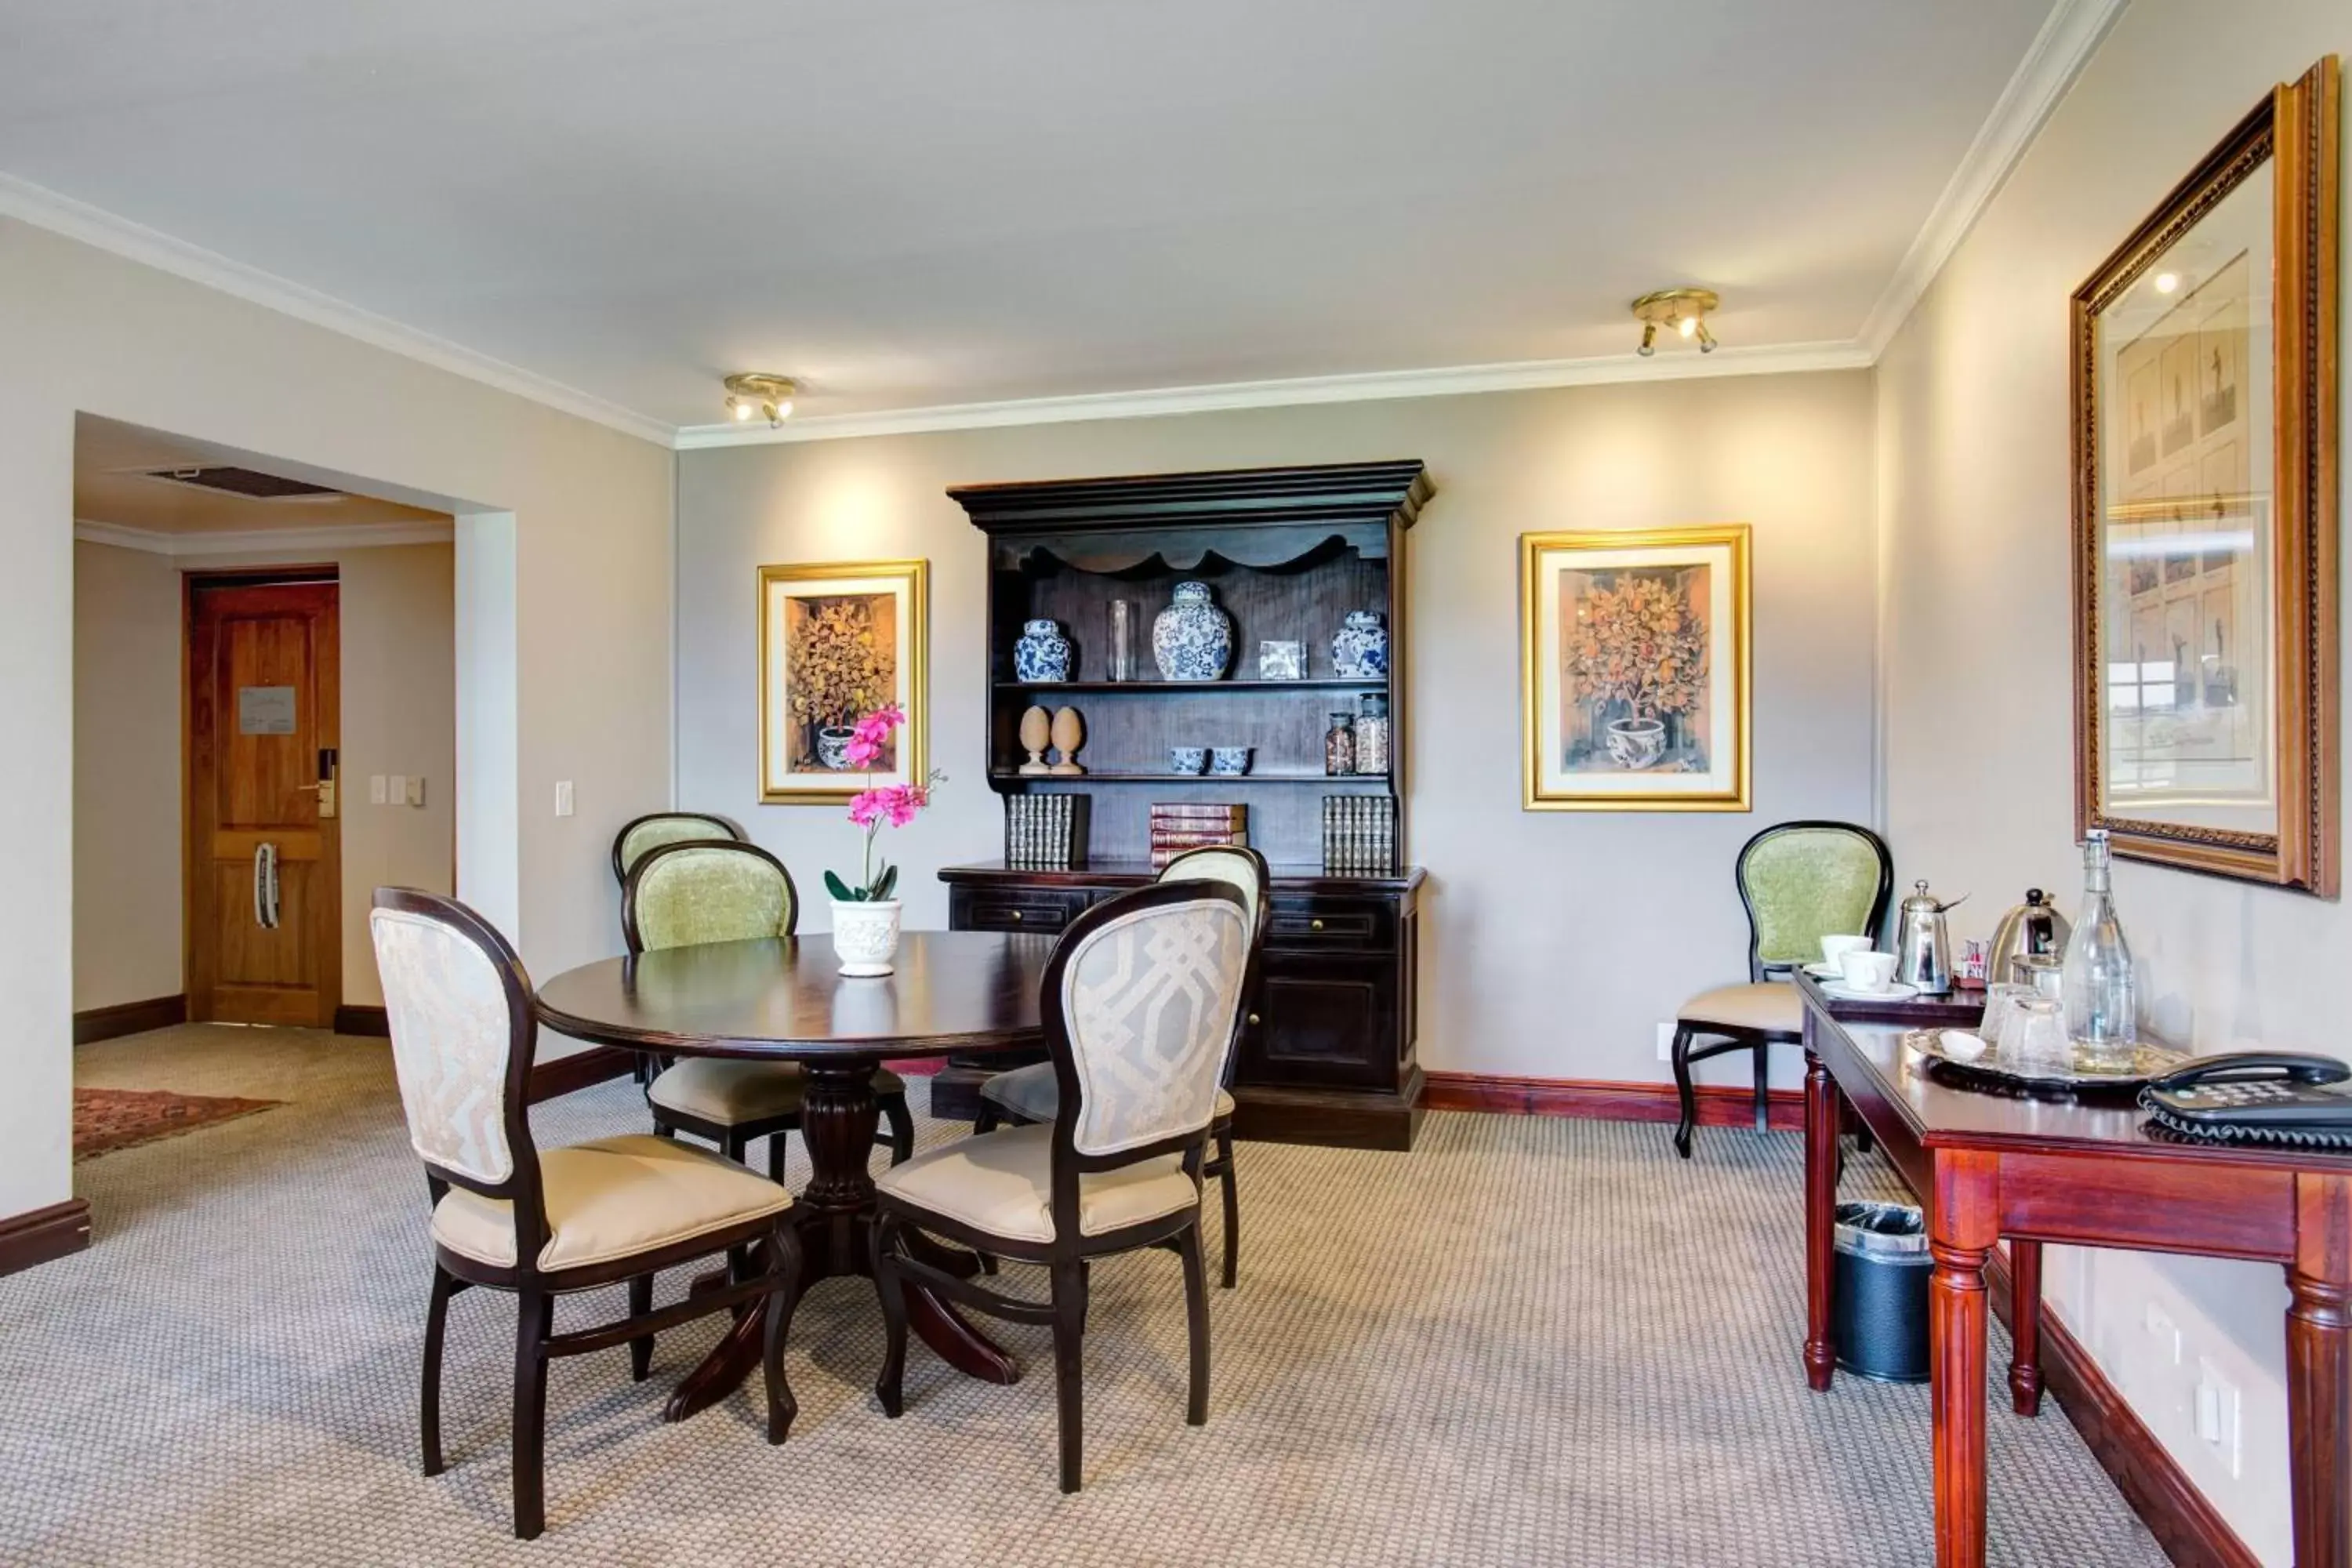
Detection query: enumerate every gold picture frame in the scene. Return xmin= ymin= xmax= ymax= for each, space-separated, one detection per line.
xmin=2071 ymin=57 xmax=2339 ymax=894
xmin=757 ymin=560 xmax=929 ymax=804
xmin=1520 ymin=524 xmax=1751 ymax=811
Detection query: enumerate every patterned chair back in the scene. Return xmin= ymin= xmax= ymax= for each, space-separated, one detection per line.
xmin=622 ymin=840 xmax=799 ymax=954
xmin=1156 ymin=844 xmax=1270 ymax=935
xmin=1735 ymin=821 xmax=1894 ymax=978
xmin=611 ymin=811 xmax=743 ymax=887
xmin=368 ymin=890 xmax=540 ymax=1198
xmin=1044 ymin=881 xmax=1251 ymax=1163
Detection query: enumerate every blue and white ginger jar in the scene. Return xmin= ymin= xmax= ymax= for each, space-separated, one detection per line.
xmin=1152 ymin=581 xmax=1232 ymax=681
xmin=1013 ymin=618 xmax=1073 ymax=682
xmin=1331 ymin=610 xmax=1388 ymax=678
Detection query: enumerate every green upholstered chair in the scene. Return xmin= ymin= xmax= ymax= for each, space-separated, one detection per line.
xmin=1671 ymin=820 xmax=1892 ymax=1158
xmin=612 ymin=811 xmax=746 ymax=886
xmin=972 ymin=844 xmax=1267 ymax=1287
xmin=623 ymin=840 xmax=915 ymax=1178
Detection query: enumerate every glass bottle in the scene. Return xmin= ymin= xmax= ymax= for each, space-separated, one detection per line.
xmin=1323 ymin=713 xmax=1356 ymax=776
xmin=1107 ymin=599 xmax=1136 ymax=683
xmin=1353 ymin=691 xmax=1391 ymax=775
xmin=2060 ymin=829 xmax=2136 ymax=1065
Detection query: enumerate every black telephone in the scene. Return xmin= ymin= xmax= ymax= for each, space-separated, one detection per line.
xmin=2140 ymin=1052 xmax=2352 ymax=1147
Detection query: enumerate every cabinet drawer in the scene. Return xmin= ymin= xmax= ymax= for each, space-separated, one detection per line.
xmin=949 ymin=886 xmax=1094 ymax=935
xmin=1265 ymin=894 xmax=1395 ymax=953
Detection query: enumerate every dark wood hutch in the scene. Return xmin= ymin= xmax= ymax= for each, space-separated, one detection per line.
xmin=935 ymin=460 xmax=1431 ymax=1150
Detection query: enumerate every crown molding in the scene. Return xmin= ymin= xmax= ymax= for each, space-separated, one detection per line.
xmin=673 ymin=340 xmax=1875 ymax=448
xmin=74 ymin=518 xmax=454 ymax=557
xmin=1857 ymin=0 xmax=2127 ymax=356
xmin=0 ymin=173 xmax=674 ymax=448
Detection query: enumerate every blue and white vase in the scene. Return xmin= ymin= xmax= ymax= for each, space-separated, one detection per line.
xmin=1013 ymin=618 xmax=1073 ymax=682
xmin=1331 ymin=610 xmax=1388 ymax=678
xmin=1152 ymin=581 xmax=1233 ymax=682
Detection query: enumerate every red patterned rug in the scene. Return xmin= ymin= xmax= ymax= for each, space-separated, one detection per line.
xmin=74 ymin=1087 xmax=283 ymax=1162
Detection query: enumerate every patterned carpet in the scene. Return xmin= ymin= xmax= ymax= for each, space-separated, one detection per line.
xmin=5 ymin=1025 xmax=2167 ymax=1566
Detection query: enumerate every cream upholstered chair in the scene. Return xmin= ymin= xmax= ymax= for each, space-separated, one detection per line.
xmin=874 ymin=878 xmax=1251 ymax=1493
xmin=626 ymin=840 xmax=916 ymax=1173
xmin=1671 ymin=821 xmax=1893 ymax=1157
xmin=972 ymin=844 xmax=1267 ymax=1287
xmin=370 ymin=888 xmax=800 ymax=1540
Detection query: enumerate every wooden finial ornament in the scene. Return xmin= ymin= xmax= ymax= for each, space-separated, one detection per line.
xmin=1018 ymin=706 xmax=1053 ymax=775
xmin=1049 ymin=706 xmax=1086 ymax=775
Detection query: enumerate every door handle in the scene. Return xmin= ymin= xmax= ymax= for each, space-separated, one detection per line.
xmin=252 ymin=842 xmax=281 ymax=931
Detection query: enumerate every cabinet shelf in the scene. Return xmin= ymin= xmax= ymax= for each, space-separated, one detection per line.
xmin=995 ymin=679 xmax=1382 ymax=694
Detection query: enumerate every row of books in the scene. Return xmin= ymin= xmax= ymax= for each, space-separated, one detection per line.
xmin=1004 ymin=793 xmax=1090 ymax=868
xmin=1322 ymin=794 xmax=1397 ymax=875
xmin=1150 ymin=801 xmax=1247 ymax=870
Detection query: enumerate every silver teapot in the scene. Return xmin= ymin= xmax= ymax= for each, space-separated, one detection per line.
xmin=1893 ymin=880 xmax=1968 ymax=996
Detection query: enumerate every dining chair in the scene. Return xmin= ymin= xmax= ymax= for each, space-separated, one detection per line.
xmin=971 ymin=844 xmax=1268 ymax=1287
xmin=611 ymin=810 xmax=745 ymax=887
xmin=1670 ymin=819 xmax=1893 ymax=1158
xmin=624 ymin=840 xmax=916 ymax=1174
xmin=873 ymin=878 xmax=1252 ymax=1493
xmin=369 ymin=888 xmax=801 ymax=1540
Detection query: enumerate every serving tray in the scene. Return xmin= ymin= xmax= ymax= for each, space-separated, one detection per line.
xmin=1905 ymin=1029 xmax=2190 ymax=1101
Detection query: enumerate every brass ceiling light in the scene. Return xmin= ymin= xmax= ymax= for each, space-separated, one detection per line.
xmin=1632 ymin=289 xmax=1719 ymax=356
xmin=724 ymin=372 xmax=798 ymax=426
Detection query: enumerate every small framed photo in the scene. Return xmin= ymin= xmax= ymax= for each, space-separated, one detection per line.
xmin=1258 ymin=640 xmax=1306 ymax=681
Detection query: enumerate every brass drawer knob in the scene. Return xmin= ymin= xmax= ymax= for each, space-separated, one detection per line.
xmin=1247 ymin=1013 xmax=1261 ymax=1026
xmin=1010 ymin=910 xmax=1023 ymax=921
xmin=1310 ymin=918 xmax=1325 ymax=931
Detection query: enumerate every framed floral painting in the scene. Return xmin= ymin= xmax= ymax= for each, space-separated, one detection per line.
xmin=757 ymin=560 xmax=928 ymax=804
xmin=1519 ymin=525 xmax=1751 ymax=811
xmin=2071 ymin=58 xmax=2338 ymax=893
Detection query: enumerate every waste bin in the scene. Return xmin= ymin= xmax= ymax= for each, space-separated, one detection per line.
xmin=1831 ymin=1200 xmax=1931 ymax=1383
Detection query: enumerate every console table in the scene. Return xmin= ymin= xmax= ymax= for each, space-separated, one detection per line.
xmin=1797 ymin=971 xmax=2351 ymax=1566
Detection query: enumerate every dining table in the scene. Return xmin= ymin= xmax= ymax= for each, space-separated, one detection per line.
xmin=535 ymin=927 xmax=1059 ymax=1421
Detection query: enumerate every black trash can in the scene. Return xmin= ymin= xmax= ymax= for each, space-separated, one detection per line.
xmin=1831 ymin=1200 xmax=1931 ymax=1383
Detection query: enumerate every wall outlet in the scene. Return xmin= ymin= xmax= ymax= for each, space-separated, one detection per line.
xmin=1656 ymin=1022 xmax=1675 ymax=1062
xmin=2194 ymin=1359 xmax=2243 ymax=1478
xmin=554 ymin=780 xmax=575 ymax=818
xmin=405 ymin=775 xmax=425 ymax=808
xmin=368 ymin=775 xmax=387 ymax=805
xmin=2143 ymin=1302 xmax=2182 ymax=1365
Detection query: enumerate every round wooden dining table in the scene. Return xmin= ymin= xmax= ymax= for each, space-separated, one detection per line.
xmin=534 ymin=928 xmax=1057 ymax=1421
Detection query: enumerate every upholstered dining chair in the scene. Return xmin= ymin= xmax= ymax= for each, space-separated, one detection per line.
xmin=611 ymin=810 xmax=745 ymax=887
xmin=369 ymin=888 xmax=801 ymax=1540
xmin=1670 ymin=820 xmax=1893 ymax=1159
xmin=972 ymin=844 xmax=1268 ymax=1287
xmin=873 ymin=878 xmax=1252 ymax=1493
xmin=624 ymin=840 xmax=916 ymax=1174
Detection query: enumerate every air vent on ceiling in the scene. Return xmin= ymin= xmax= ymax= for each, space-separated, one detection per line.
xmin=140 ymin=466 xmax=343 ymax=501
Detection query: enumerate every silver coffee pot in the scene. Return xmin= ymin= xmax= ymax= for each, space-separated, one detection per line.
xmin=1893 ymin=880 xmax=1968 ymax=996
xmin=1986 ymin=887 xmax=2071 ymax=987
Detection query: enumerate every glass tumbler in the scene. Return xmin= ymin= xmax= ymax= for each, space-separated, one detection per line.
xmin=1976 ymin=983 xmax=2034 ymax=1062
xmin=2008 ymin=998 xmax=2072 ymax=1076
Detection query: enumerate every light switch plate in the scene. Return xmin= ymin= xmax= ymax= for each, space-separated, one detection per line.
xmin=387 ymin=775 xmax=406 ymax=805
xmin=1656 ymin=1022 xmax=1675 ymax=1062
xmin=368 ymin=775 xmax=387 ymax=805
xmin=555 ymin=780 xmax=575 ymax=818
xmin=405 ymin=775 xmax=425 ymax=808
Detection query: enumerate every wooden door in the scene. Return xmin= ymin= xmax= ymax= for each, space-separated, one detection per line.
xmin=186 ymin=577 xmax=341 ymax=1026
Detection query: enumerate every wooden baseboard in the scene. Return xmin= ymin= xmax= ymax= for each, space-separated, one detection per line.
xmin=1985 ymin=1250 xmax=2256 ymax=1568
xmin=1421 ymin=1070 xmax=1802 ymax=1131
xmin=332 ymin=1004 xmax=390 ymax=1037
xmin=73 ymin=994 xmax=187 ymax=1046
xmin=527 ymin=1046 xmax=636 ymax=1104
xmin=0 ymin=1200 xmax=92 ymax=1278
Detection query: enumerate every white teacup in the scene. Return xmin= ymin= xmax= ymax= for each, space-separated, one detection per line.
xmin=1820 ymin=933 xmax=1873 ymax=967
xmin=1837 ymin=949 xmax=1899 ymax=993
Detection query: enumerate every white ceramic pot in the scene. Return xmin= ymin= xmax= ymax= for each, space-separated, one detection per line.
xmin=831 ymin=898 xmax=902 ymax=977
xmin=1604 ymin=717 xmax=1668 ymax=770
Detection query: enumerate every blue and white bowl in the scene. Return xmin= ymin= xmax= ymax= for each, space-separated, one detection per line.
xmin=1014 ymin=619 xmax=1073 ymax=683
xmin=1152 ymin=581 xmax=1233 ymax=682
xmin=1167 ymin=746 xmax=1209 ymax=775
xmin=1331 ymin=610 xmax=1388 ymax=678
xmin=1209 ymin=746 xmax=1254 ymax=776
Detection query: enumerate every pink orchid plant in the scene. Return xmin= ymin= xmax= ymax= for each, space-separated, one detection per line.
xmin=824 ymin=705 xmax=946 ymax=904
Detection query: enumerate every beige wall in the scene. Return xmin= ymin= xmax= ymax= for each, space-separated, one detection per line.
xmin=71 ymin=538 xmax=457 ymax=1014
xmin=677 ymin=372 xmax=1880 ymax=1087
xmin=1875 ymin=3 xmax=2350 ymax=1556
xmin=1 ymin=215 xmax=674 ymax=1222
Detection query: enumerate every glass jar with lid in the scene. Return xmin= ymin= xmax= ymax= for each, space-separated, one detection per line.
xmin=1353 ymin=691 xmax=1391 ymax=775
xmin=1323 ymin=713 xmax=1356 ymax=776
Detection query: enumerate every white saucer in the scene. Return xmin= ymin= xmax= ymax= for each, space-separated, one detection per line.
xmin=1820 ymin=979 xmax=1920 ymax=1003
xmin=1802 ymin=961 xmax=1847 ymax=979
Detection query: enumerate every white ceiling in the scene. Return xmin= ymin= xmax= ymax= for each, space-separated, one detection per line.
xmin=2 ymin=1 xmax=2073 ymax=437
xmin=74 ymin=414 xmax=451 ymax=536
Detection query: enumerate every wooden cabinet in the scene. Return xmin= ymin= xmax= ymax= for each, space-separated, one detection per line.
xmin=938 ymin=862 xmax=1424 ymax=1150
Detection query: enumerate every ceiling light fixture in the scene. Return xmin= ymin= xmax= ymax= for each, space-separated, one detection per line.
xmin=723 ymin=372 xmax=798 ymax=427
xmin=2154 ymin=271 xmax=2181 ymax=295
xmin=1632 ymin=288 xmax=1720 ymax=356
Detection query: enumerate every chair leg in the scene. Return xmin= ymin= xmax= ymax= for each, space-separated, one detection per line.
xmin=973 ymin=1100 xmax=1000 ymax=1135
xmin=1178 ymin=1225 xmax=1210 ymax=1426
xmin=421 ymin=1265 xmax=455 ymax=1476
xmin=880 ymin=1091 xmax=915 ymax=1167
xmin=1214 ymin=1127 xmax=1240 ymax=1289
xmin=1670 ymin=1027 xmax=1700 ymax=1159
xmin=511 ymin=1290 xmax=554 ymax=1541
xmin=873 ymin=1214 xmax=909 ymax=1418
xmin=768 ymin=1133 xmax=789 ymax=1185
xmin=626 ymin=1274 xmax=655 ymax=1382
xmin=1751 ymin=1040 xmax=1772 ymax=1134
xmin=1050 ymin=1261 xmax=1088 ymax=1494
xmin=759 ymin=1220 xmax=802 ymax=1443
